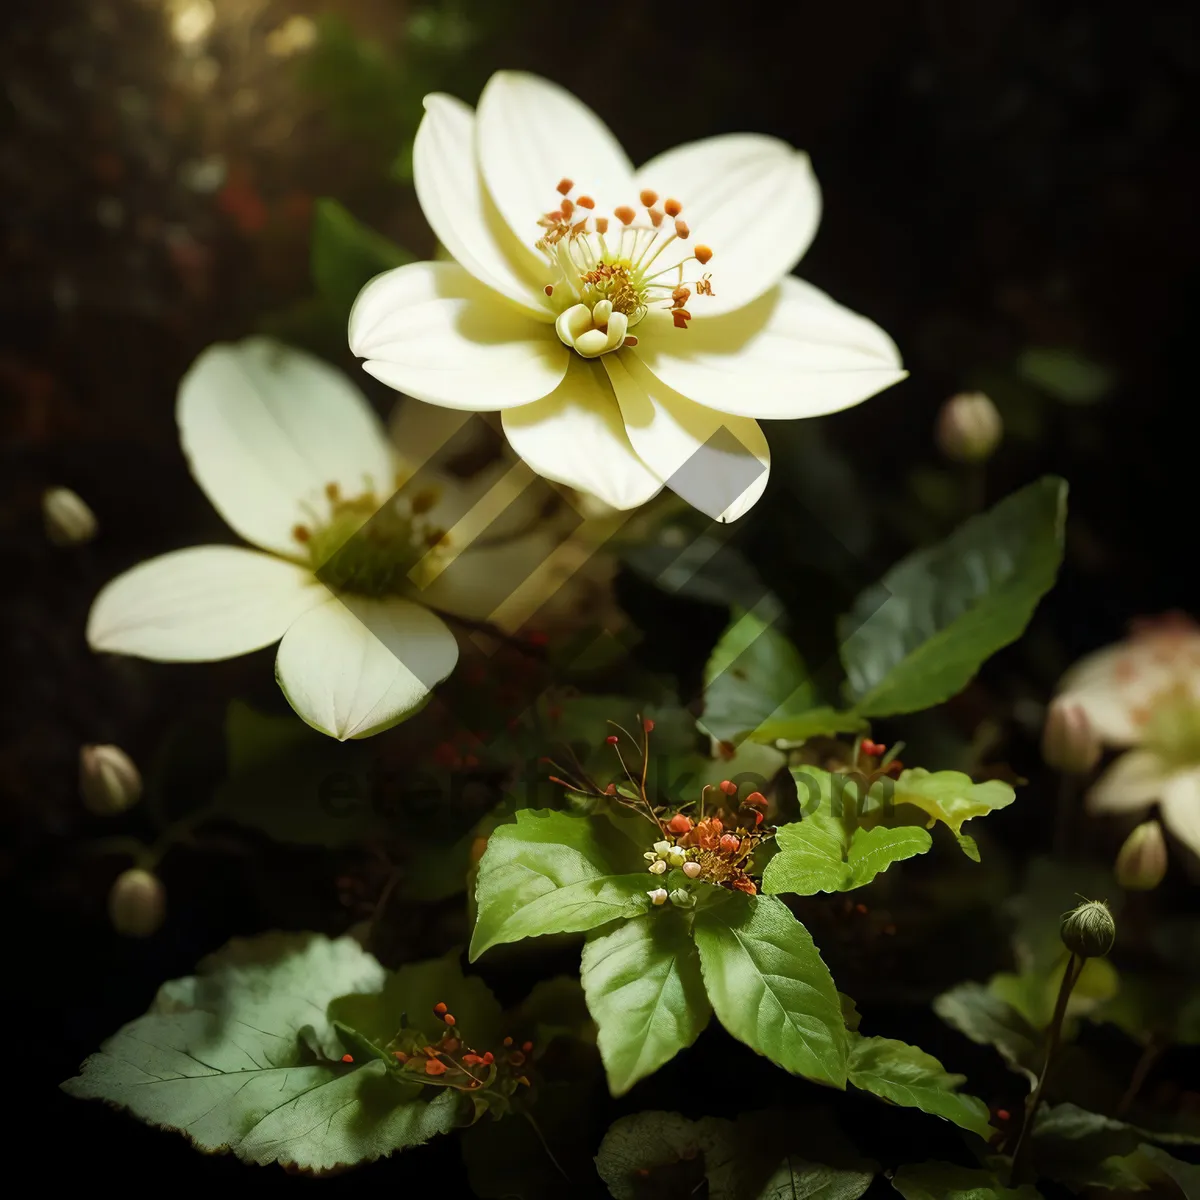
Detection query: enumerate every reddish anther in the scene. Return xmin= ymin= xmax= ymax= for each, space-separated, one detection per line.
xmin=861 ymin=740 xmax=886 ymax=757
xmin=664 ymin=198 xmax=682 ymax=217
xmin=434 ymin=1002 xmax=448 ymax=1015
xmin=639 ymin=188 xmax=658 ymax=207
xmin=556 ymin=178 xmax=573 ymax=195
xmin=667 ymin=813 xmax=693 ymax=834
xmin=425 ymin=1058 xmax=447 ymax=1076
xmin=695 ymin=244 xmax=713 ymax=265
xmin=719 ymin=833 xmax=741 ymax=854
xmin=719 ymin=779 xmax=737 ymax=796
xmin=643 ymin=717 xmax=655 ymax=732
xmin=577 ymin=195 xmax=595 ymax=208
xmin=443 ymin=1014 xmax=456 ymax=1027
xmin=482 ymin=1051 xmax=495 ymax=1065
xmin=613 ymin=205 xmax=635 ymax=225
xmin=522 ymin=1041 xmax=533 ymax=1052
xmin=393 ymin=1051 xmax=408 ymax=1062
xmin=341 ymin=1054 xmax=354 ymax=1063
xmin=606 ymin=734 xmax=619 ymax=745
xmin=744 ymin=791 xmax=768 ymax=807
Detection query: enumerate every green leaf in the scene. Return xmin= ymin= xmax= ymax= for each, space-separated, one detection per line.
xmin=61 ymin=933 xmax=459 ymax=1171
xmin=693 ymin=892 xmax=848 ymax=1087
xmin=214 ymin=702 xmax=378 ymax=846
xmin=932 ymin=982 xmax=1040 ymax=1086
xmin=846 ymin=1034 xmax=993 ymax=1139
xmin=311 ymin=198 xmax=412 ymax=320
xmin=763 ymin=768 xmax=932 ymax=895
xmin=751 ymin=708 xmax=869 ymax=745
xmin=581 ymin=909 xmax=711 ymax=1096
xmin=1031 ymin=1103 xmax=1159 ymax=1191
xmin=839 ymin=476 xmax=1067 ymax=716
xmin=595 ymin=1111 xmax=723 ymax=1199
xmin=891 ymin=1162 xmax=1043 ymax=1199
xmin=884 ymin=768 xmax=1016 ymax=836
xmin=754 ymin=1157 xmax=875 ymax=1199
xmin=1017 ymin=346 xmax=1114 ymax=405
xmin=470 ymin=809 xmax=650 ymax=960
xmin=1139 ymin=1144 xmax=1200 ymax=1195
xmin=701 ymin=603 xmax=813 ymax=741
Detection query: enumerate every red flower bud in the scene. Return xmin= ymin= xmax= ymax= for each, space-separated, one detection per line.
xmin=719 ymin=833 xmax=741 ymax=854
xmin=719 ymin=779 xmax=737 ymax=796
xmin=425 ymin=1059 xmax=447 ymax=1076
xmin=744 ymin=791 xmax=768 ymax=807
xmin=341 ymin=1054 xmax=354 ymax=1063
xmin=667 ymin=813 xmax=693 ymax=834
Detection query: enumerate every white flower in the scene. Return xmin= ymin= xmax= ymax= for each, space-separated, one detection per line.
xmin=85 ymin=338 xmax=490 ymax=741
xmin=647 ymin=887 xmax=669 ymax=906
xmin=1056 ymin=615 xmax=1200 ymax=859
xmin=348 ymin=71 xmax=905 ymax=524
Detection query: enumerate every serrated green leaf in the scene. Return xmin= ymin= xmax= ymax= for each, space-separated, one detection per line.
xmin=840 ymin=476 xmax=1066 ymax=716
xmin=693 ymin=892 xmax=848 ymax=1087
xmin=311 ymin=198 xmax=412 ymax=320
xmin=61 ymin=933 xmax=459 ymax=1171
xmin=752 ymin=708 xmax=869 ymax=745
xmin=581 ymin=910 xmax=711 ymax=1096
xmin=470 ymin=810 xmax=650 ymax=960
xmin=763 ymin=768 xmax=932 ymax=895
xmin=847 ymin=1034 xmax=993 ymax=1139
xmin=595 ymin=1111 xmax=722 ymax=1199
xmin=891 ymin=1162 xmax=1043 ymax=1199
xmin=883 ymin=768 xmax=1016 ymax=836
xmin=933 ymin=982 xmax=1040 ymax=1087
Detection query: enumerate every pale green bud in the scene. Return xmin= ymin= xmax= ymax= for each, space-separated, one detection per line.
xmin=666 ymin=847 xmax=687 ymax=868
xmin=936 ymin=392 xmax=1002 ymax=463
xmin=669 ymin=888 xmax=695 ymax=909
xmin=652 ymin=840 xmax=671 ymax=856
xmin=1060 ymin=898 xmax=1116 ymax=959
xmin=80 ymin=743 xmax=143 ymax=815
xmin=108 ymin=868 xmax=166 ymax=937
xmin=1115 ymin=820 xmax=1168 ymax=891
xmin=647 ymin=859 xmax=667 ymax=875
xmin=1042 ymin=698 xmax=1101 ymax=774
xmin=43 ymin=487 xmax=97 ymax=546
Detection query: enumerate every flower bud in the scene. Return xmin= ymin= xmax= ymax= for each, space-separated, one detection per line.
xmin=108 ymin=867 xmax=166 ymax=937
xmin=80 ymin=743 xmax=143 ymax=815
xmin=648 ymin=859 xmax=667 ymax=875
xmin=647 ymin=887 xmax=668 ymax=906
xmin=682 ymin=860 xmax=702 ymax=879
xmin=43 ymin=486 xmax=98 ymax=546
xmin=936 ymin=392 xmax=1002 ymax=463
xmin=719 ymin=833 xmax=741 ymax=854
xmin=668 ymin=888 xmax=695 ymax=909
xmin=1042 ymin=698 xmax=1101 ymax=774
xmin=667 ymin=813 xmax=693 ymax=834
xmin=1115 ymin=820 xmax=1168 ymax=891
xmin=1060 ymin=898 xmax=1116 ymax=959
xmin=666 ymin=847 xmax=687 ymax=868
xmin=652 ymin=840 xmax=671 ymax=856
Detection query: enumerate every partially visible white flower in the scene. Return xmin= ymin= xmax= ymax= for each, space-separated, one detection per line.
xmin=647 ymin=887 xmax=668 ymax=906
xmin=1057 ymin=615 xmax=1200 ymax=859
xmin=349 ymin=71 xmax=905 ymax=524
xmin=86 ymin=338 xmax=481 ymax=741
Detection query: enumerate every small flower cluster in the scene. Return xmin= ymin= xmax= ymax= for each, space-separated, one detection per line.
xmin=644 ymin=783 xmax=771 ymax=906
xmin=373 ymin=1002 xmax=534 ymax=1100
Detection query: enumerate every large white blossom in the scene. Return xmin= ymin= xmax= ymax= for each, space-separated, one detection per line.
xmin=1056 ymin=615 xmax=1200 ymax=859
xmin=348 ymin=71 xmax=905 ymax=524
xmin=86 ymin=338 xmax=541 ymax=740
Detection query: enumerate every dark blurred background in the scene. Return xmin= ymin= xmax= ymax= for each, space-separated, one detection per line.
xmin=3 ymin=0 xmax=1199 ymax=1186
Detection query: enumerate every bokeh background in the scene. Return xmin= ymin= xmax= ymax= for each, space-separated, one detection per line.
xmin=3 ymin=0 xmax=1199 ymax=1186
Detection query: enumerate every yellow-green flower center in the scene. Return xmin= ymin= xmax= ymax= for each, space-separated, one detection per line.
xmin=1143 ymin=685 xmax=1200 ymax=768
xmin=293 ymin=482 xmax=447 ymax=599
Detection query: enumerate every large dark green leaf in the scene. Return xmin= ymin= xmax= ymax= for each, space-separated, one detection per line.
xmin=933 ymin=982 xmax=1040 ymax=1087
xmin=470 ymin=810 xmax=650 ymax=959
xmin=311 ymin=198 xmax=412 ymax=320
xmin=693 ymin=892 xmax=848 ymax=1087
xmin=847 ymin=1034 xmax=993 ymax=1138
xmin=61 ymin=933 xmax=459 ymax=1171
xmin=581 ymin=910 xmax=711 ymax=1096
xmin=763 ymin=767 xmax=932 ymax=895
xmin=839 ymin=476 xmax=1067 ymax=716
xmin=891 ymin=1162 xmax=1042 ymax=1199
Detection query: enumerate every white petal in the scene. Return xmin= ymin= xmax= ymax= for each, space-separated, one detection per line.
xmin=634 ymin=133 xmax=821 ymax=316
xmin=475 ymin=71 xmax=634 ymax=264
xmin=275 ymin=595 xmax=458 ymax=740
xmin=633 ymin=276 xmax=905 ymax=419
xmin=604 ymin=352 xmax=768 ymax=523
xmin=1160 ymin=767 xmax=1200 ymax=859
xmin=1086 ymin=749 xmax=1169 ymax=814
xmin=87 ymin=546 xmax=325 ymax=662
xmin=178 ymin=338 xmax=395 ymax=558
xmin=414 ymin=93 xmax=549 ymax=316
xmin=500 ymin=356 xmax=662 ymax=511
xmin=349 ymin=261 xmax=568 ymax=410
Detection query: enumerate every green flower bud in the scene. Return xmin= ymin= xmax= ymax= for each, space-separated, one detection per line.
xmin=647 ymin=859 xmax=667 ymax=876
xmin=1115 ymin=820 xmax=1168 ymax=891
xmin=668 ymin=888 xmax=695 ymax=909
xmin=1060 ymin=898 xmax=1116 ymax=959
xmin=43 ymin=486 xmax=98 ymax=546
xmin=108 ymin=868 xmax=166 ymax=937
xmin=80 ymin=743 xmax=143 ymax=815
xmin=666 ymin=847 xmax=687 ymax=868
xmin=936 ymin=392 xmax=1002 ymax=463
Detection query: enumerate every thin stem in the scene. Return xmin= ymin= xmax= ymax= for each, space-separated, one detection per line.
xmin=1010 ymin=953 xmax=1085 ymax=1184
xmin=523 ymin=1112 xmax=569 ymax=1182
xmin=1116 ymin=1035 xmax=1165 ymax=1118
